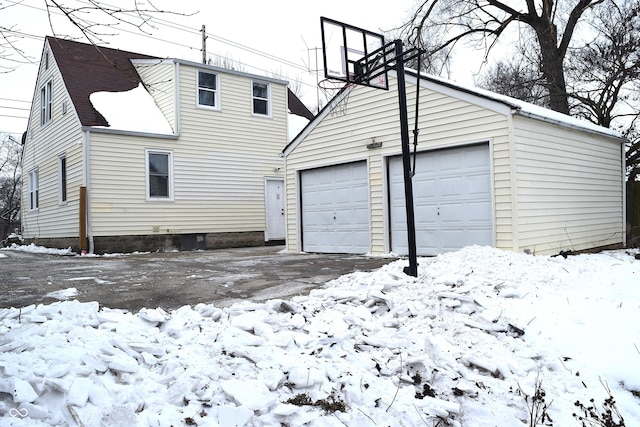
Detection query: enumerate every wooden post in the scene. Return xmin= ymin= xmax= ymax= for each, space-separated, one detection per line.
xmin=79 ymin=186 xmax=87 ymax=252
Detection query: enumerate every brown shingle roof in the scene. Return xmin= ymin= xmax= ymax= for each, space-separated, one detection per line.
xmin=47 ymin=36 xmax=158 ymax=127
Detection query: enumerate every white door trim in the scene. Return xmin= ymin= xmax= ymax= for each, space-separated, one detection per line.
xmin=264 ymin=177 xmax=285 ymax=241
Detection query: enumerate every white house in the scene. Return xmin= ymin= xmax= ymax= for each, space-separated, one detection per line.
xmin=22 ymin=37 xmax=311 ymax=253
xmin=283 ymin=70 xmax=627 ymax=256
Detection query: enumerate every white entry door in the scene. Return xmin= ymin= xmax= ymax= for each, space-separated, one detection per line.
xmin=265 ymin=178 xmax=285 ymax=241
xmin=389 ymin=144 xmax=493 ymax=255
xmin=301 ymin=161 xmax=370 ymax=253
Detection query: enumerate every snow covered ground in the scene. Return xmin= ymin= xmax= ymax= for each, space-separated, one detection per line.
xmin=1 ymin=245 xmax=639 ymax=426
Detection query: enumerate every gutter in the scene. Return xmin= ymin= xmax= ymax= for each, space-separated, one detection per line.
xmin=81 ymin=127 xmax=179 ymax=139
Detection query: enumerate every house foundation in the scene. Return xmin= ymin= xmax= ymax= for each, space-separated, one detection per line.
xmin=24 ymin=231 xmax=267 ymax=254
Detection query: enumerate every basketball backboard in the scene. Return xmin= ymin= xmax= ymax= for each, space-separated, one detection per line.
xmin=320 ymin=17 xmax=389 ymax=90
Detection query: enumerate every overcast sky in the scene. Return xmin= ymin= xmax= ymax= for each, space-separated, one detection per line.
xmin=0 ymin=0 xmax=479 ymax=136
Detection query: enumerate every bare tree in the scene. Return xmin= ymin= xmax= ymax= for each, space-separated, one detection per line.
xmin=400 ymin=0 xmax=607 ymax=114
xmin=565 ymin=1 xmax=640 ymax=129
xmin=477 ymin=56 xmax=549 ymax=107
xmin=0 ymin=134 xmax=22 ymax=240
xmin=1 ymin=1 xmax=192 ymax=70
xmin=624 ymin=120 xmax=640 ymax=182
xmin=207 ymin=52 xmax=247 ymax=72
xmin=477 ymin=1 xmax=639 ymax=178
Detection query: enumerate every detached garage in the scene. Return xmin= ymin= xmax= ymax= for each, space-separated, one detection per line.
xmin=284 ymin=71 xmax=627 ymax=256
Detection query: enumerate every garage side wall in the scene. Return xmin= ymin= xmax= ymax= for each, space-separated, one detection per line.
xmin=285 ymin=74 xmax=513 ymax=254
xmin=512 ymin=115 xmax=624 ymax=254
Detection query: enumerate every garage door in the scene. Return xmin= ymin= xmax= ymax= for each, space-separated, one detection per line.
xmin=301 ymin=161 xmax=369 ymax=253
xmin=389 ymin=144 xmax=492 ymax=255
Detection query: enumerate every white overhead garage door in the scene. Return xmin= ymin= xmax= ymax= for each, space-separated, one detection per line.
xmin=301 ymin=161 xmax=370 ymax=253
xmin=389 ymin=144 xmax=493 ymax=255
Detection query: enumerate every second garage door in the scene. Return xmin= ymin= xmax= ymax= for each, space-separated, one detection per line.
xmin=389 ymin=144 xmax=493 ymax=255
xmin=301 ymin=161 xmax=370 ymax=253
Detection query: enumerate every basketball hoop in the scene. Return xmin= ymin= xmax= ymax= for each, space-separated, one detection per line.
xmin=318 ymin=78 xmax=355 ymax=117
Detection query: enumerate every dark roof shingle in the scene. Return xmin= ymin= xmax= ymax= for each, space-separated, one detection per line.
xmin=47 ymin=37 xmax=158 ymax=127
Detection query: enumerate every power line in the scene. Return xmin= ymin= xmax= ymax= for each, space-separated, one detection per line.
xmin=0 ymin=98 xmax=31 ymax=104
xmin=0 ymin=106 xmax=30 ymax=112
xmin=0 ymin=113 xmax=28 ymax=119
xmin=3 ymin=0 xmax=322 ymax=99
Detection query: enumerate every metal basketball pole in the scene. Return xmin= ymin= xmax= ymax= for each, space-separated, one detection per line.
xmin=394 ymin=40 xmax=418 ymax=277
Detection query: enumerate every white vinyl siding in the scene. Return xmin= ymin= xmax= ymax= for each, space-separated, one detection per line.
xmin=285 ymin=71 xmax=624 ymax=256
xmin=285 ymin=72 xmax=510 ymax=254
xmin=86 ymin=63 xmax=287 ymax=237
xmin=23 ymin=46 xmax=289 ymax=242
xmin=22 ymin=40 xmax=85 ymax=240
xmin=134 ymin=60 xmax=176 ymax=130
xmin=511 ymin=116 xmax=624 ymax=253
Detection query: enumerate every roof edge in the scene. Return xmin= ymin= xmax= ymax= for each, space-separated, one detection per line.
xmin=82 ymin=126 xmax=178 ymax=139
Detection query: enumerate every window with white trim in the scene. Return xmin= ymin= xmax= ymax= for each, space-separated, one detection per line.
xmin=29 ymin=169 xmax=39 ymax=210
xmin=41 ymin=80 xmax=52 ymax=126
xmin=59 ymin=155 xmax=67 ymax=204
xmin=146 ymin=149 xmax=173 ymax=200
xmin=252 ymin=81 xmax=271 ymax=116
xmin=197 ymin=70 xmax=219 ymax=108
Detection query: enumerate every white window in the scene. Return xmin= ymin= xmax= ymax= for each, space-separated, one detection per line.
xmin=29 ymin=169 xmax=39 ymax=210
xmin=59 ymin=155 xmax=67 ymax=204
xmin=41 ymin=80 xmax=52 ymax=126
xmin=252 ymin=81 xmax=271 ymax=116
xmin=197 ymin=70 xmax=219 ymax=109
xmin=146 ymin=149 xmax=173 ymax=201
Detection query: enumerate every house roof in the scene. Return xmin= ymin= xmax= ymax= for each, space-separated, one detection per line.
xmin=47 ymin=37 xmax=314 ymax=128
xmin=287 ymin=89 xmax=315 ymax=121
xmin=47 ymin=36 xmax=158 ymax=127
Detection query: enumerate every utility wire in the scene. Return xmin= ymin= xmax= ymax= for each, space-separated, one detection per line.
xmin=3 ymin=0 xmax=322 ymax=102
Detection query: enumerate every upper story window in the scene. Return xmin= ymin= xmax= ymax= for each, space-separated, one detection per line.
xmin=197 ymin=70 xmax=219 ymax=109
xmin=41 ymin=80 xmax=53 ymax=126
xmin=146 ymin=149 xmax=173 ymax=201
xmin=252 ymin=81 xmax=271 ymax=116
xmin=29 ymin=169 xmax=39 ymax=210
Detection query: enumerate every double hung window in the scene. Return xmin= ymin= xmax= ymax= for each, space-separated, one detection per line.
xmin=41 ymin=80 xmax=52 ymax=126
xmin=59 ymin=155 xmax=67 ymax=203
xmin=29 ymin=170 xmax=39 ymax=210
xmin=198 ymin=71 xmax=219 ymax=109
xmin=146 ymin=150 xmax=173 ymax=200
xmin=252 ymin=81 xmax=270 ymax=116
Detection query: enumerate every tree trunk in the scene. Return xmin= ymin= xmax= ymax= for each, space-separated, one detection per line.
xmin=535 ymin=24 xmax=571 ymax=114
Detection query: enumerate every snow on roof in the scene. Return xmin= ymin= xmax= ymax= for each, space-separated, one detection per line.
xmin=89 ymin=83 xmax=174 ymax=135
xmin=417 ymin=71 xmax=623 ymax=139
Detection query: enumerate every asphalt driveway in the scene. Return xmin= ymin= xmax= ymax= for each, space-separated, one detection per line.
xmin=0 ymin=246 xmax=395 ymax=312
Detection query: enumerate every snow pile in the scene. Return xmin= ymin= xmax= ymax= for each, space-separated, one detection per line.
xmin=0 ymin=246 xmax=639 ymax=426
xmin=1 ymin=243 xmax=73 ymax=256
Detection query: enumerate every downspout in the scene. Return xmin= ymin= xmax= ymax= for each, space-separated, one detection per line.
xmin=174 ymin=61 xmax=181 ymax=135
xmin=622 ymin=142 xmax=627 ymax=247
xmin=84 ymin=129 xmax=94 ymax=254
